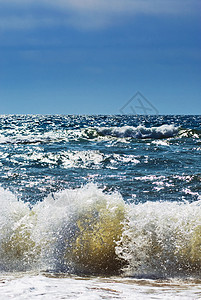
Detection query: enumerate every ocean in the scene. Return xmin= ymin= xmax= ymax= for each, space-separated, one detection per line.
xmin=0 ymin=115 xmax=200 ymax=299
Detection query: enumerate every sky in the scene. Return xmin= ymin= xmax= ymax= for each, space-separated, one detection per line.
xmin=0 ymin=0 xmax=200 ymax=115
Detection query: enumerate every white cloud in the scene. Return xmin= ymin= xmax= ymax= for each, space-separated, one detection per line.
xmin=0 ymin=0 xmax=199 ymax=31
xmin=1 ymin=0 xmax=198 ymax=14
xmin=51 ymin=0 xmax=195 ymax=15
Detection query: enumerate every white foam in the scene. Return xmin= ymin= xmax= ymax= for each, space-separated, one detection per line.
xmin=1 ymin=274 xmax=201 ymax=300
xmin=8 ymin=150 xmax=140 ymax=169
xmin=97 ymin=124 xmax=178 ymax=139
xmin=0 ymin=185 xmax=126 ymax=274
xmin=116 ymin=199 xmax=201 ymax=278
xmin=0 ymin=185 xmax=201 ymax=278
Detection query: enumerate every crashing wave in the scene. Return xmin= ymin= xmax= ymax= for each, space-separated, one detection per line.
xmin=0 ymin=185 xmax=201 ymax=278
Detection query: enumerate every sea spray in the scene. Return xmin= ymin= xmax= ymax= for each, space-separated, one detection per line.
xmin=0 ymin=184 xmax=126 ymax=274
xmin=116 ymin=200 xmax=201 ymax=278
xmin=1 ymin=184 xmax=201 ymax=277
xmin=0 ymin=188 xmax=39 ymax=271
xmin=34 ymin=184 xmax=126 ymax=274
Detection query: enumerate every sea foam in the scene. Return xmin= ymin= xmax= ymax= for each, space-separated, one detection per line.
xmin=97 ymin=124 xmax=178 ymax=139
xmin=0 ymin=185 xmax=201 ymax=278
xmin=116 ymin=200 xmax=201 ymax=278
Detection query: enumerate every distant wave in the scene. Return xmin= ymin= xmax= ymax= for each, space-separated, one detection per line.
xmin=0 ymin=184 xmax=201 ymax=278
xmin=1 ymin=124 xmax=201 ymax=145
xmin=96 ymin=124 xmax=179 ymax=139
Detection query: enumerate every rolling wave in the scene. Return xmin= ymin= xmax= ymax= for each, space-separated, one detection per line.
xmin=0 ymin=184 xmax=201 ymax=278
xmin=96 ymin=124 xmax=179 ymax=139
xmin=1 ymin=124 xmax=200 ymax=145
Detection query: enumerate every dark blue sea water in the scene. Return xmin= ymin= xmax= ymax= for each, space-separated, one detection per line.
xmin=0 ymin=115 xmax=200 ymax=204
xmin=0 ymin=115 xmax=201 ymax=280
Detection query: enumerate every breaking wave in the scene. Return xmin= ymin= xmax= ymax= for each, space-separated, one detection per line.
xmin=1 ymin=123 xmax=201 ymax=145
xmin=0 ymin=185 xmax=201 ymax=278
xmin=0 ymin=124 xmax=194 ymax=145
xmin=96 ymin=124 xmax=179 ymax=139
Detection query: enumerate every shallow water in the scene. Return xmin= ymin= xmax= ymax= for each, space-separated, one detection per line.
xmin=1 ymin=273 xmax=201 ymax=300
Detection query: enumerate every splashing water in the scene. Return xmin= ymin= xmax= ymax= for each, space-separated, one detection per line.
xmin=0 ymin=184 xmax=201 ymax=278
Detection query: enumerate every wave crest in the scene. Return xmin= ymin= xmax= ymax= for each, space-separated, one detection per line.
xmin=0 ymin=185 xmax=201 ymax=278
xmin=0 ymin=185 xmax=126 ymax=275
xmin=96 ymin=124 xmax=178 ymax=139
xmin=116 ymin=200 xmax=201 ymax=278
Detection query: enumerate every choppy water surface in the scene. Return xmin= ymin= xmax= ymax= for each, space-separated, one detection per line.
xmin=0 ymin=115 xmax=201 ymax=299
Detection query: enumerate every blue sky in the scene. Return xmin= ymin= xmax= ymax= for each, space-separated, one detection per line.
xmin=0 ymin=0 xmax=200 ymax=115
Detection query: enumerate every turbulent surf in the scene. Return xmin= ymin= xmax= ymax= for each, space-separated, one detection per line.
xmin=0 ymin=184 xmax=201 ymax=278
xmin=0 ymin=115 xmax=200 ymax=283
